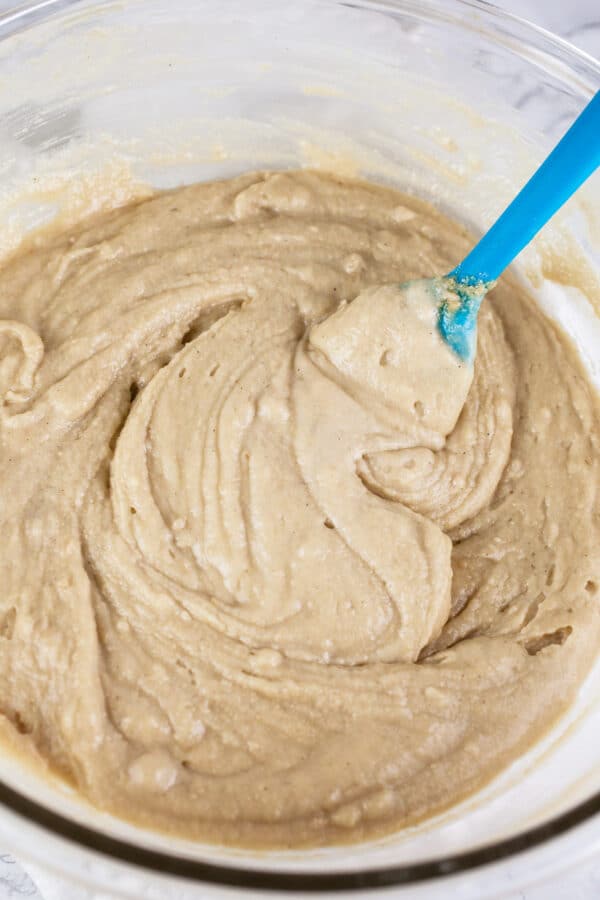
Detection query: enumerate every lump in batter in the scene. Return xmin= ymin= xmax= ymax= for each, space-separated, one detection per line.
xmin=0 ymin=170 xmax=598 ymax=847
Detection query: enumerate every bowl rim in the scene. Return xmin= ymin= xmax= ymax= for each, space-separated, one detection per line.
xmin=1 ymin=777 xmax=600 ymax=891
xmin=0 ymin=0 xmax=599 ymax=891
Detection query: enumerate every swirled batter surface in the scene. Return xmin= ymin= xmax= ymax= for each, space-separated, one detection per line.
xmin=0 ymin=171 xmax=599 ymax=847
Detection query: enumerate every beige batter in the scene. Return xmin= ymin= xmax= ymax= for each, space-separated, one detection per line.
xmin=0 ymin=170 xmax=598 ymax=847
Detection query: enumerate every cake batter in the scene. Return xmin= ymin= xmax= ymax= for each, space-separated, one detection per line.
xmin=0 ymin=171 xmax=598 ymax=846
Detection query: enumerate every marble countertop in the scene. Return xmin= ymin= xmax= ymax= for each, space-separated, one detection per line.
xmin=499 ymin=0 xmax=600 ymax=57
xmin=0 ymin=1 xmax=597 ymax=898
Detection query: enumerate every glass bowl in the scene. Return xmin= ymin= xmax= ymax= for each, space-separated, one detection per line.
xmin=0 ymin=0 xmax=598 ymax=896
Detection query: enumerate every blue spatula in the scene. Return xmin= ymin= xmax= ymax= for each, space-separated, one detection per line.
xmin=435 ymin=90 xmax=600 ymax=361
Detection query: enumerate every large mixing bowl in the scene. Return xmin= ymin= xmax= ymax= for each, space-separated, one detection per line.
xmin=0 ymin=1 xmax=599 ymax=897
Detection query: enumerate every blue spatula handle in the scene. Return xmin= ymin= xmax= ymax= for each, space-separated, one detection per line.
xmin=450 ymin=90 xmax=600 ymax=285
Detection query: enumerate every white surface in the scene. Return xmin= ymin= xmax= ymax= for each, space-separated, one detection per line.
xmin=0 ymin=0 xmax=597 ymax=898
